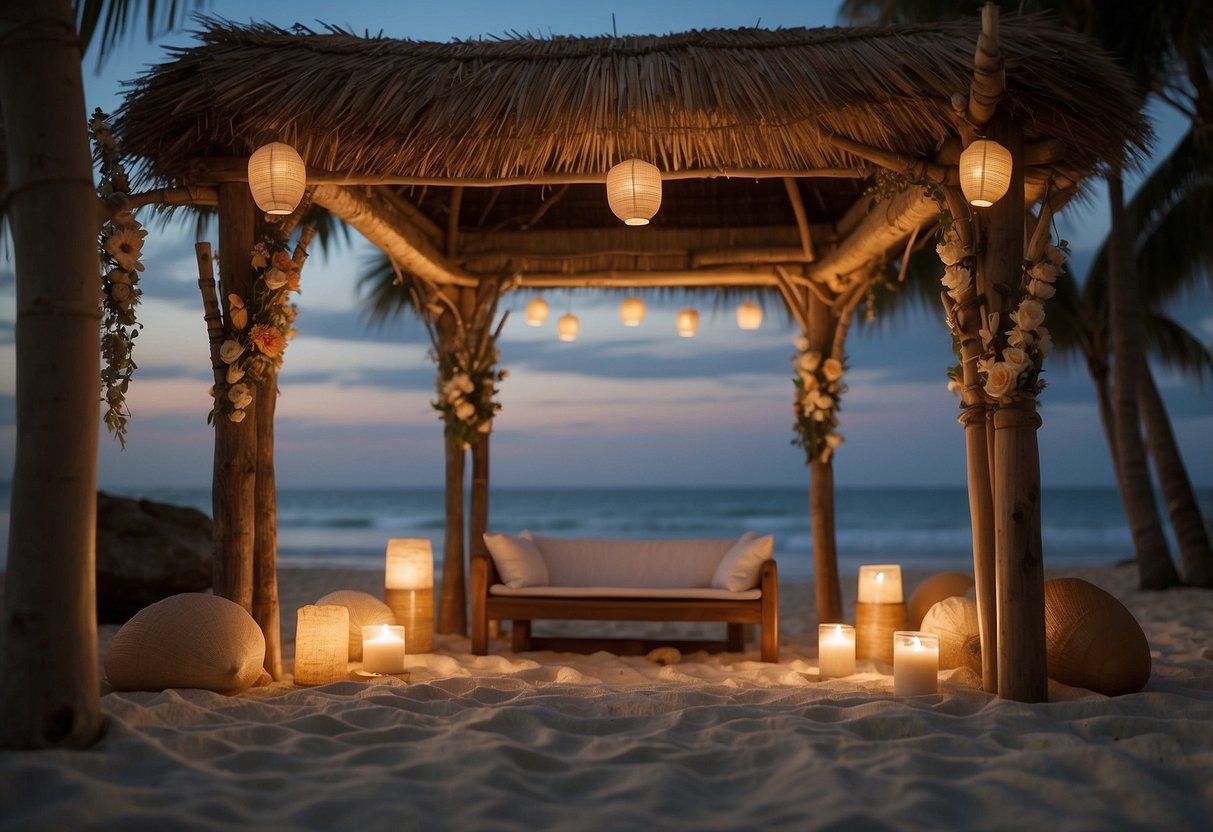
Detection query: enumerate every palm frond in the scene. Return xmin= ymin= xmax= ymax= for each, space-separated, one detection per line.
xmin=1144 ymin=312 xmax=1213 ymax=382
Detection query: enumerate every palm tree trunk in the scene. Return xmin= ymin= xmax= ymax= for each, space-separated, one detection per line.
xmin=0 ymin=0 xmax=104 ymax=748
xmin=1107 ymin=166 xmax=1179 ymax=589
xmin=1088 ymin=357 xmax=1122 ymax=479
xmin=439 ymin=437 xmax=468 ymax=634
xmin=1139 ymin=364 xmax=1213 ymax=586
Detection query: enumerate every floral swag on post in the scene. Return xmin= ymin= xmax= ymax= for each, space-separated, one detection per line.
xmin=939 ymin=226 xmax=1065 ymax=404
xmin=433 ymin=339 xmax=507 ymax=450
xmin=91 ymin=109 xmax=145 ymax=447
xmin=209 ymin=231 xmax=301 ymax=424
xmin=792 ymin=337 xmax=846 ymax=464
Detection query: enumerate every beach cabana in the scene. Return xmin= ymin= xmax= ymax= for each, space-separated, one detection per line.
xmin=2 ymin=5 xmax=1148 ymax=746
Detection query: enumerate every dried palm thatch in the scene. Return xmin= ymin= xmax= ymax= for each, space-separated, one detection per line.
xmin=118 ymin=15 xmax=1147 ymax=186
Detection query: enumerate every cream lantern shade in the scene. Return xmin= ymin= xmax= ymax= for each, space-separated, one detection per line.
xmin=736 ymin=301 xmax=763 ymax=330
xmin=557 ymin=313 xmax=580 ymax=341
xmin=525 ymin=297 xmax=550 ymax=326
xmin=384 ymin=538 xmax=434 ymax=654
xmin=606 ymin=159 xmax=662 ymax=225
xmin=676 ymin=308 xmax=699 ymax=338
xmin=247 ymin=141 xmax=307 ymax=215
xmin=619 ymin=296 xmax=646 ymax=326
xmin=385 ymin=538 xmax=433 ymax=590
xmin=294 ymin=604 xmax=349 ymax=685
xmin=959 ymin=139 xmax=1013 ymax=207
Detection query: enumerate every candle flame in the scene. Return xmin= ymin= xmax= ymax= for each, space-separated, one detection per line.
xmin=912 ymin=636 xmax=922 ymax=649
xmin=834 ymin=624 xmax=843 ymax=638
xmin=381 ymin=624 xmax=390 ymax=637
xmin=876 ymin=571 xmax=885 ymax=584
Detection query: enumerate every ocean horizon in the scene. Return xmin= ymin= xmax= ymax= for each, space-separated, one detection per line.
xmin=6 ymin=482 xmax=1208 ymax=578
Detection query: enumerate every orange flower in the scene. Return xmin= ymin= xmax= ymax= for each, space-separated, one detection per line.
xmin=249 ymin=323 xmax=286 ymax=358
xmin=272 ymin=250 xmax=294 ymax=272
xmin=286 ymin=271 xmax=301 ymax=292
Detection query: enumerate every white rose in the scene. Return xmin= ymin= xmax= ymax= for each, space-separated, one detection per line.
xmin=228 ymin=409 xmax=247 ymax=423
xmin=801 ymin=389 xmax=820 ymax=409
xmin=455 ymin=374 xmax=474 ymax=394
xmin=1002 ymin=347 xmax=1032 ymax=377
xmin=797 ymin=351 xmax=822 ymax=373
xmin=1014 ymin=298 xmax=1046 ymax=332
xmin=813 ymin=410 xmax=827 ymax=422
xmin=984 ymin=362 xmax=1017 ymax=400
xmin=1029 ymin=279 xmax=1056 ymax=300
xmin=800 ymin=373 xmax=819 ymax=392
xmin=794 ymin=336 xmax=810 ymax=352
xmin=947 ymin=379 xmax=962 ymax=395
xmin=263 ymin=268 xmax=287 ymax=289
xmin=228 ymin=383 xmax=253 ymax=410
xmin=477 ymin=420 xmax=492 ymax=434
xmin=226 ymin=363 xmax=245 ymax=384
xmin=935 ymin=236 xmax=968 ymax=266
xmin=219 ymin=339 xmax=244 ymax=364
xmin=822 ymin=357 xmax=843 ymax=382
xmin=825 ymin=433 xmax=844 ymax=449
xmin=1036 ymin=326 xmax=1053 ymax=357
xmin=1029 ymin=262 xmax=1060 ymax=283
xmin=1045 ymin=244 xmax=1067 ymax=267
xmin=1007 ymin=328 xmax=1033 ymax=350
xmin=817 ymin=395 xmax=835 ymax=411
xmin=941 ymin=265 xmax=971 ymax=298
xmin=455 ymin=401 xmax=476 ymax=421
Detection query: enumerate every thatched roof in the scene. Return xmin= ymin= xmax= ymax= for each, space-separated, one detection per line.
xmin=116 ymin=15 xmax=1149 ymax=285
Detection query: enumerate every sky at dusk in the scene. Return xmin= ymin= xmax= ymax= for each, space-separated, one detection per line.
xmin=0 ymin=0 xmax=1209 ymax=492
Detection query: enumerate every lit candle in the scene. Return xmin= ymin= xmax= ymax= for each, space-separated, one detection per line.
xmin=361 ymin=624 xmax=406 ymax=675
xmin=893 ymin=631 xmax=940 ymax=696
xmin=818 ymin=623 xmax=856 ymax=678
xmin=857 ymin=564 xmax=903 ymax=604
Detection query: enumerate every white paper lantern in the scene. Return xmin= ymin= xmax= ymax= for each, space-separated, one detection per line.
xmin=959 ymin=139 xmax=1013 ymax=207
xmin=676 ymin=308 xmax=699 ymax=338
xmin=619 ymin=296 xmax=646 ymax=326
xmin=557 ymin=313 xmax=580 ymax=342
xmin=606 ymin=159 xmax=662 ymax=226
xmin=525 ymin=297 xmax=549 ymax=326
xmin=737 ymin=301 xmax=763 ymax=330
xmin=247 ymin=141 xmax=306 ymax=215
xmin=294 ymin=604 xmax=349 ymax=685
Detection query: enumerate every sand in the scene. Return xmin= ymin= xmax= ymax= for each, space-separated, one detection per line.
xmin=2 ymin=562 xmax=1212 ymax=831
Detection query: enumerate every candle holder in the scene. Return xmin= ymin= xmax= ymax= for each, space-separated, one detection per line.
xmin=384 ymin=538 xmax=434 ymax=654
xmin=361 ymin=624 xmax=406 ymax=675
xmin=855 ymin=564 xmax=906 ymax=665
xmin=294 ymin=604 xmax=349 ymax=686
xmin=893 ymin=630 xmax=940 ymax=696
xmin=818 ymin=623 xmax=856 ymax=678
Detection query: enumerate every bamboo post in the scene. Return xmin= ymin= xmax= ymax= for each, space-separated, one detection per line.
xmin=212 ymin=183 xmax=258 ymax=612
xmin=196 ymin=244 xmax=225 ymax=387
xmin=436 ymin=305 xmax=468 ymax=635
xmin=253 ymin=374 xmax=282 ymax=680
xmin=0 ymin=0 xmax=104 ymax=748
xmin=807 ymin=290 xmax=843 ymax=626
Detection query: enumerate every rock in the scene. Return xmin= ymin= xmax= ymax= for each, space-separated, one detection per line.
xmin=96 ymin=492 xmax=212 ymax=623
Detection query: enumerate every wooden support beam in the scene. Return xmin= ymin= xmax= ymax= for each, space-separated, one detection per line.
xmin=825 ymin=134 xmax=957 ymax=185
xmin=186 ymin=156 xmax=869 ymax=187
xmin=311 ymin=185 xmax=477 ymax=287
xmin=811 ymin=187 xmax=940 ymax=282
xmin=968 ymin=4 xmax=1005 ymax=127
xmin=808 ymin=292 xmax=844 ymax=627
xmin=447 ymin=186 xmax=463 ymax=259
xmin=783 ymin=178 xmax=816 ymax=261
xmin=515 ymin=269 xmax=782 ymax=289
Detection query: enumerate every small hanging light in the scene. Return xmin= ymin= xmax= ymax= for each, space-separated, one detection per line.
xmin=619 ymin=296 xmax=646 ymax=327
xmin=557 ymin=313 xmax=580 ymax=342
xmin=959 ymin=138 xmax=1013 ymax=207
xmin=676 ymin=308 xmax=699 ymax=338
xmin=606 ymin=159 xmax=662 ymax=226
xmin=736 ymin=301 xmax=763 ymax=331
xmin=247 ymin=141 xmax=307 ymax=215
xmin=525 ymin=297 xmax=549 ymax=327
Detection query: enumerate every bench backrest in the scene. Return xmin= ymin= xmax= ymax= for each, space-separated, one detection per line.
xmin=530 ymin=536 xmax=735 ymax=589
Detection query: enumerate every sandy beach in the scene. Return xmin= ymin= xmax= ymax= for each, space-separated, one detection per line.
xmin=1 ymin=561 xmax=1210 ymax=831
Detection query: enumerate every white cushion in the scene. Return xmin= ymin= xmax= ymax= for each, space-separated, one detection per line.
xmin=489 ymin=584 xmax=761 ymax=601
xmin=483 ymin=530 xmax=549 ymax=588
xmin=712 ymin=533 xmax=775 ymax=591
xmin=531 ymin=536 xmax=734 ymax=589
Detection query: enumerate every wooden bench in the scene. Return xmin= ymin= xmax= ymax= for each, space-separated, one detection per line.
xmin=471 ymin=554 xmax=779 ymax=662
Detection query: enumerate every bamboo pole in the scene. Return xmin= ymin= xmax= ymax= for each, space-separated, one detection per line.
xmin=212 ymin=183 xmax=257 ymax=612
xmin=253 ymin=372 xmax=282 ymax=680
xmin=782 ymin=178 xmax=816 ymax=261
xmin=0 ymin=0 xmax=103 ymax=748
xmin=196 ymin=244 xmax=225 ymax=387
xmin=968 ymin=4 xmax=1005 ymax=127
xmin=436 ymin=303 xmax=468 ymax=635
xmin=808 ymin=291 xmax=843 ymax=626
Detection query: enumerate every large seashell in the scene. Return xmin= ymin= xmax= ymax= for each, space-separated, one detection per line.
xmin=105 ymin=593 xmax=266 ymax=693
xmin=1044 ymin=578 xmax=1151 ymax=696
xmin=907 ymin=571 xmax=975 ymax=629
xmin=921 ymin=596 xmax=982 ymax=675
xmin=316 ymin=590 xmax=398 ymax=661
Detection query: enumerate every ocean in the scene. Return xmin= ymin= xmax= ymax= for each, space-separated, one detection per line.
xmin=7 ymin=484 xmax=1205 ymax=579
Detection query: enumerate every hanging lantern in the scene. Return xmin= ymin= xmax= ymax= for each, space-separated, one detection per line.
xmin=557 ymin=313 xmax=580 ymax=342
xmin=247 ymin=141 xmax=307 ymax=215
xmin=676 ymin=308 xmax=699 ymax=338
xmin=959 ymin=139 xmax=1013 ymax=207
xmin=525 ymin=297 xmax=549 ymax=327
xmin=606 ymin=159 xmax=662 ymax=226
xmin=736 ymin=301 xmax=763 ymax=331
xmin=619 ymin=296 xmax=646 ymax=327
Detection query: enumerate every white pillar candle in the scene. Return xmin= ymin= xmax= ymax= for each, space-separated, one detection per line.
xmin=818 ymin=623 xmax=856 ymax=678
xmin=857 ymin=564 xmax=903 ymax=605
xmin=361 ymin=624 xmax=406 ymax=675
xmin=893 ymin=631 xmax=940 ymax=696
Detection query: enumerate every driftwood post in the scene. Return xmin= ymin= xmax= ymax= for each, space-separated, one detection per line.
xmin=435 ymin=294 xmax=468 ymax=635
xmin=212 ymin=183 xmax=258 ymax=611
xmin=0 ymin=0 xmax=104 ymax=747
xmin=807 ymin=291 xmax=843 ymax=626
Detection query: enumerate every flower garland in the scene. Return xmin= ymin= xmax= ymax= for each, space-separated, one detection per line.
xmin=936 ymin=226 xmax=1065 ymax=404
xmin=209 ymin=235 xmax=301 ymax=424
xmin=91 ymin=109 xmax=144 ymax=448
xmin=792 ymin=337 xmax=846 ymax=464
xmin=433 ymin=339 xmax=507 ymax=450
